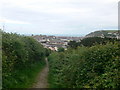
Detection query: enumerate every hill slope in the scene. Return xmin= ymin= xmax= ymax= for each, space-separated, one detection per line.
xmin=85 ymin=30 xmax=120 ymax=39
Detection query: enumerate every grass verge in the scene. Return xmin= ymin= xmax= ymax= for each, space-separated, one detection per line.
xmin=3 ymin=59 xmax=46 ymax=88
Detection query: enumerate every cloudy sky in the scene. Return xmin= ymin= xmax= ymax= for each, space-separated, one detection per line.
xmin=0 ymin=0 xmax=119 ymax=36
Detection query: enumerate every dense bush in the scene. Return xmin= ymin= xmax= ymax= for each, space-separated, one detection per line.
xmin=80 ymin=37 xmax=119 ymax=47
xmin=48 ymin=42 xmax=120 ymax=88
xmin=2 ymin=31 xmax=48 ymax=88
xmin=58 ymin=47 xmax=65 ymax=52
xmin=68 ymin=37 xmax=120 ymax=48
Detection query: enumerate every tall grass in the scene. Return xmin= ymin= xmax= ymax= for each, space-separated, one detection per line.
xmin=4 ymin=60 xmax=45 ymax=88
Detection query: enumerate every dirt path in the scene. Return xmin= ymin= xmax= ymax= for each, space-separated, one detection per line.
xmin=32 ymin=58 xmax=49 ymax=88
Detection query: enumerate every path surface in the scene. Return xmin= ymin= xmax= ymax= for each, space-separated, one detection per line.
xmin=32 ymin=58 xmax=49 ymax=88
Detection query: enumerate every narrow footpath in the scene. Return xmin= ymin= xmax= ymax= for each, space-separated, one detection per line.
xmin=32 ymin=58 xmax=49 ymax=88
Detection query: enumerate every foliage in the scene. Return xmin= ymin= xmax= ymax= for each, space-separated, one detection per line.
xmin=45 ymin=48 xmax=51 ymax=56
xmin=2 ymin=31 xmax=49 ymax=88
xmin=68 ymin=41 xmax=79 ymax=49
xmin=48 ymin=42 xmax=120 ymax=88
xmin=80 ymin=37 xmax=119 ymax=47
xmin=58 ymin=47 xmax=65 ymax=52
xmin=86 ymin=30 xmax=120 ymax=38
xmin=68 ymin=37 xmax=120 ymax=48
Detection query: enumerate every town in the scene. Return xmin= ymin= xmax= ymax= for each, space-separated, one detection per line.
xmin=32 ymin=35 xmax=83 ymax=51
xmin=32 ymin=30 xmax=120 ymax=51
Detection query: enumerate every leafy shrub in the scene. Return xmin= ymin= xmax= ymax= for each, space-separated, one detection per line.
xmin=48 ymin=42 xmax=120 ymax=88
xmin=2 ymin=31 xmax=48 ymax=88
xmin=58 ymin=47 xmax=65 ymax=52
xmin=68 ymin=37 xmax=120 ymax=48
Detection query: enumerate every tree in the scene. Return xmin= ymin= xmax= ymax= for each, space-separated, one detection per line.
xmin=58 ymin=47 xmax=64 ymax=52
xmin=68 ymin=41 xmax=78 ymax=49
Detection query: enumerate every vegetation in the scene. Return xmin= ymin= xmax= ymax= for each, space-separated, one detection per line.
xmin=68 ymin=41 xmax=79 ymax=49
xmin=68 ymin=37 xmax=120 ymax=48
xmin=86 ymin=30 xmax=120 ymax=38
xmin=58 ymin=47 xmax=65 ymax=52
xmin=79 ymin=37 xmax=119 ymax=47
xmin=1 ymin=29 xmax=120 ymax=88
xmin=48 ymin=42 xmax=120 ymax=88
xmin=2 ymin=30 xmax=49 ymax=88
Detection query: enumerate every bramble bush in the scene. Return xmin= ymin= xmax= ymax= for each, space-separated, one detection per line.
xmin=48 ymin=42 xmax=120 ymax=88
xmin=2 ymin=30 xmax=49 ymax=88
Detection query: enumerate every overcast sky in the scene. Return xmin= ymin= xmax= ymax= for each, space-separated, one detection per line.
xmin=0 ymin=0 xmax=119 ymax=36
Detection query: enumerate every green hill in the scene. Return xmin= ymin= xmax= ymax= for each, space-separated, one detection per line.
xmin=85 ymin=30 xmax=120 ymax=39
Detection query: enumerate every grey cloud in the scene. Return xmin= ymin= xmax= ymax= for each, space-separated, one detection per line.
xmin=0 ymin=0 xmax=118 ymax=35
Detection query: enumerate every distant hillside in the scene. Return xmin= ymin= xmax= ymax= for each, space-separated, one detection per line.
xmin=85 ymin=30 xmax=120 ymax=39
